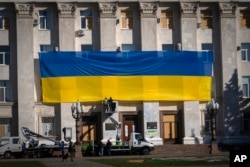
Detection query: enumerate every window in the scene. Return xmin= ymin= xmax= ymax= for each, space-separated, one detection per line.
xmin=80 ymin=11 xmax=92 ymax=30
xmin=241 ymin=43 xmax=250 ymax=61
xmin=161 ymin=10 xmax=173 ymax=29
xmin=12 ymin=138 xmax=20 ymax=144
xmin=0 ymin=11 xmax=10 ymax=30
xmin=121 ymin=10 xmax=133 ymax=29
xmin=147 ymin=122 xmax=157 ymax=129
xmin=40 ymin=45 xmax=54 ymax=52
xmin=39 ymin=10 xmax=51 ymax=30
xmin=162 ymin=44 xmax=175 ymax=51
xmin=240 ymin=10 xmax=250 ymax=28
xmin=204 ymin=113 xmax=211 ymax=133
xmin=42 ymin=117 xmax=55 ymax=136
xmin=121 ymin=44 xmax=135 ymax=51
xmin=242 ymin=76 xmax=250 ymax=98
xmin=201 ymin=43 xmax=213 ymax=62
xmin=105 ymin=123 xmax=116 ymax=131
xmin=200 ymin=10 xmax=212 ymax=29
xmin=0 ymin=46 xmax=10 ymax=65
xmin=81 ymin=45 xmax=93 ymax=51
xmin=0 ymin=80 xmax=11 ymax=102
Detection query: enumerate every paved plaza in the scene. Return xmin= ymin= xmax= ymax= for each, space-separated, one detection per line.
xmin=0 ymin=154 xmax=229 ymax=167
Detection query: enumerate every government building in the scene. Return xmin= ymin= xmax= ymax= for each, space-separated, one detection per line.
xmin=0 ymin=0 xmax=250 ymax=147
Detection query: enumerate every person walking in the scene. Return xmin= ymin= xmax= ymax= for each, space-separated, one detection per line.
xmin=68 ymin=141 xmax=76 ymax=161
xmin=61 ymin=141 xmax=65 ymax=161
xmin=106 ymin=139 xmax=112 ymax=156
xmin=98 ymin=140 xmax=104 ymax=156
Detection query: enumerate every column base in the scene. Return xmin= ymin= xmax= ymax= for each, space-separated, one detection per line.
xmin=183 ymin=136 xmax=204 ymax=144
xmin=147 ymin=137 xmax=163 ymax=145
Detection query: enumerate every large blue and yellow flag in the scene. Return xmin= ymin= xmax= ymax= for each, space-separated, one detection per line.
xmin=39 ymin=51 xmax=213 ymax=103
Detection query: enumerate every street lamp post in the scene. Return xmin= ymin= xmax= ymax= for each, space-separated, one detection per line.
xmin=206 ymin=99 xmax=219 ymax=154
xmin=206 ymin=99 xmax=219 ymax=141
xmin=71 ymin=100 xmax=85 ymax=145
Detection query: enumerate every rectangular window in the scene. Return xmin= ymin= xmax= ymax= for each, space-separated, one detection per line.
xmin=241 ymin=43 xmax=250 ymax=61
xmin=161 ymin=10 xmax=173 ymax=29
xmin=81 ymin=45 xmax=93 ymax=51
xmin=0 ymin=80 xmax=11 ymax=102
xmin=162 ymin=44 xmax=175 ymax=51
xmin=121 ymin=44 xmax=135 ymax=51
xmin=201 ymin=43 xmax=213 ymax=63
xmin=200 ymin=10 xmax=212 ymax=29
xmin=39 ymin=10 xmax=51 ymax=30
xmin=204 ymin=113 xmax=211 ymax=132
xmin=242 ymin=77 xmax=250 ymax=98
xmin=0 ymin=46 xmax=10 ymax=65
xmin=105 ymin=123 xmax=116 ymax=131
xmin=80 ymin=11 xmax=92 ymax=30
xmin=240 ymin=10 xmax=250 ymax=28
xmin=147 ymin=122 xmax=157 ymax=129
xmin=42 ymin=117 xmax=55 ymax=136
xmin=40 ymin=45 xmax=54 ymax=52
xmin=0 ymin=16 xmax=9 ymax=30
xmin=121 ymin=10 xmax=133 ymax=29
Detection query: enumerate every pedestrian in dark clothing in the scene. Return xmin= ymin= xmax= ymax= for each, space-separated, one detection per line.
xmin=22 ymin=142 xmax=26 ymax=158
xmin=106 ymin=139 xmax=112 ymax=156
xmin=68 ymin=141 xmax=75 ymax=161
xmin=108 ymin=97 xmax=113 ymax=111
xmin=61 ymin=141 xmax=65 ymax=161
xmin=98 ymin=140 xmax=104 ymax=156
xmin=103 ymin=97 xmax=108 ymax=112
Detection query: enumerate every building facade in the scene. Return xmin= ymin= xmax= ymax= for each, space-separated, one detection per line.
xmin=0 ymin=0 xmax=250 ymax=146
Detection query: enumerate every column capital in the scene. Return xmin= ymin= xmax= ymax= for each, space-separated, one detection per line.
xmin=57 ymin=2 xmax=76 ymax=17
xmin=15 ymin=3 xmax=34 ymax=18
xmin=139 ymin=2 xmax=158 ymax=18
xmin=98 ymin=2 xmax=117 ymax=18
xmin=219 ymin=2 xmax=236 ymax=17
xmin=180 ymin=2 xmax=198 ymax=17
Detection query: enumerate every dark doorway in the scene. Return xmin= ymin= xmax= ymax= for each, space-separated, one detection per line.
xmin=122 ymin=115 xmax=138 ymax=143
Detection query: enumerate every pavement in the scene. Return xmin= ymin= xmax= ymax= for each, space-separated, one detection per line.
xmin=0 ymin=154 xmax=230 ymax=167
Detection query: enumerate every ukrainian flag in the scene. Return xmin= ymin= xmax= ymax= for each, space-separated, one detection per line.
xmin=39 ymin=51 xmax=213 ymax=103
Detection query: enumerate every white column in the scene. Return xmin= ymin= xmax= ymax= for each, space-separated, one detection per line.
xmin=15 ymin=3 xmax=36 ymax=136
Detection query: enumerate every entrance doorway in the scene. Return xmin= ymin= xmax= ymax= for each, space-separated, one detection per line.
xmin=82 ymin=116 xmax=98 ymax=144
xmin=163 ymin=114 xmax=179 ymax=144
xmin=122 ymin=115 xmax=138 ymax=143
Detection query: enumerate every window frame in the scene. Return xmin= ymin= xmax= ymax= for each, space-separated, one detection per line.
xmin=240 ymin=10 xmax=250 ymax=29
xmin=40 ymin=45 xmax=54 ymax=52
xmin=160 ymin=10 xmax=173 ymax=29
xmin=41 ymin=117 xmax=55 ymax=136
xmin=121 ymin=10 xmax=133 ymax=29
xmin=242 ymin=76 xmax=250 ymax=98
xmin=200 ymin=10 xmax=213 ymax=29
xmin=39 ymin=10 xmax=51 ymax=30
xmin=0 ymin=16 xmax=9 ymax=30
xmin=80 ymin=11 xmax=93 ymax=30
xmin=241 ymin=43 xmax=250 ymax=62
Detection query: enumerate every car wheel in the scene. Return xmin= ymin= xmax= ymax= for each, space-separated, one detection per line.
xmin=141 ymin=147 xmax=149 ymax=155
xmin=4 ymin=151 xmax=12 ymax=159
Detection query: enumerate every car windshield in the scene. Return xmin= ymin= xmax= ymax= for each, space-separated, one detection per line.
xmin=0 ymin=139 xmax=9 ymax=146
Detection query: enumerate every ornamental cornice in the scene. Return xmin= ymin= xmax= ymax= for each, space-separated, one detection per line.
xmin=219 ymin=2 xmax=236 ymax=16
xmin=98 ymin=2 xmax=117 ymax=18
xmin=57 ymin=2 xmax=76 ymax=17
xmin=140 ymin=2 xmax=158 ymax=18
xmin=15 ymin=3 xmax=34 ymax=17
xmin=180 ymin=2 xmax=197 ymax=15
